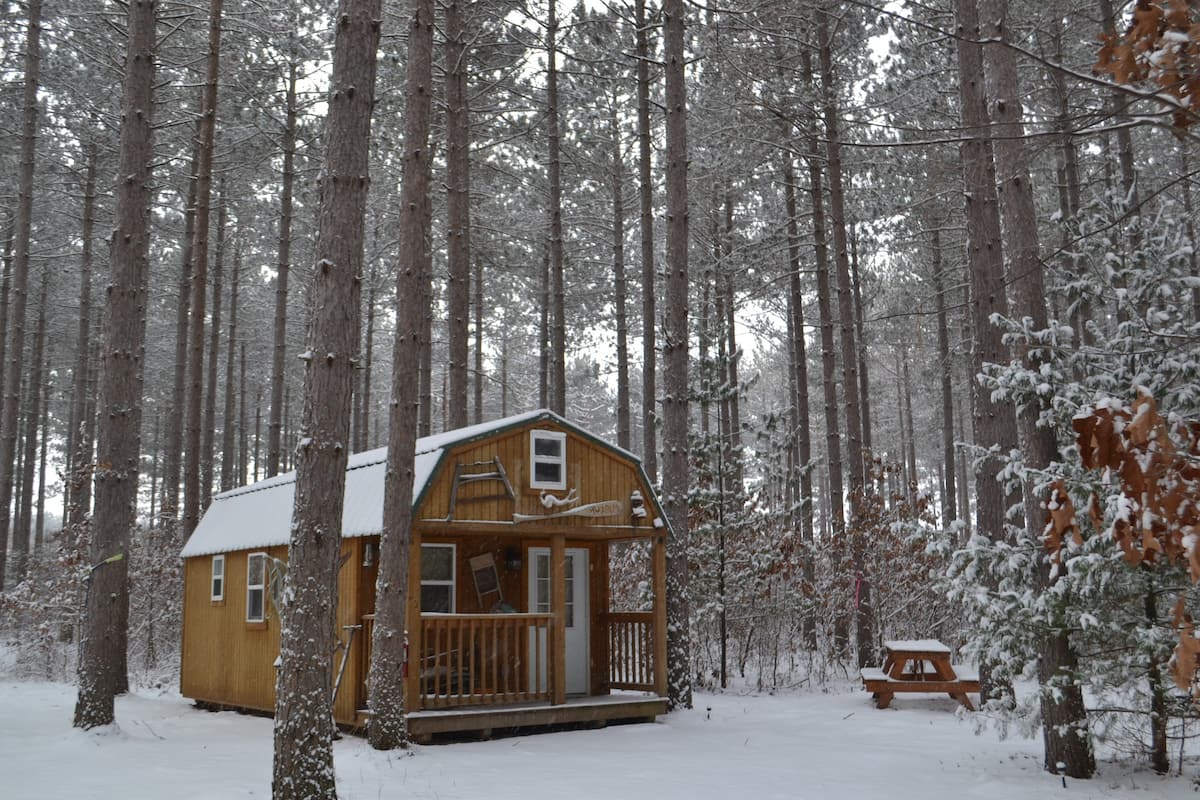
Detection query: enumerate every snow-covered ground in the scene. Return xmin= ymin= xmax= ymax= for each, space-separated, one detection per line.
xmin=0 ymin=679 xmax=1192 ymax=799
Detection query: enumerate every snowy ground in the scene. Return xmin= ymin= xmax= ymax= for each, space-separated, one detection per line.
xmin=0 ymin=679 xmax=1193 ymax=799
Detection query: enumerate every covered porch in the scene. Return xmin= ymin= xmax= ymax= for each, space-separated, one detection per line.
xmin=354 ymin=528 xmax=669 ymax=739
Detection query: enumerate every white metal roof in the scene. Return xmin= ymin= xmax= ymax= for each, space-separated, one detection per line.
xmin=180 ymin=409 xmax=601 ymax=558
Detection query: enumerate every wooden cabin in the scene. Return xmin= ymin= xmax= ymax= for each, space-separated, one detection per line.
xmin=180 ymin=409 xmax=669 ymax=741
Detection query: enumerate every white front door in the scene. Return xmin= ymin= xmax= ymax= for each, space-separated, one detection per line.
xmin=528 ymin=547 xmax=589 ymax=695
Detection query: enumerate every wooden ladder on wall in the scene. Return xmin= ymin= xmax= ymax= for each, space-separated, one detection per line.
xmin=446 ymin=457 xmax=515 ymax=520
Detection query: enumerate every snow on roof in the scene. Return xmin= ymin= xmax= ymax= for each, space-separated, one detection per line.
xmin=181 ymin=409 xmax=597 ymax=558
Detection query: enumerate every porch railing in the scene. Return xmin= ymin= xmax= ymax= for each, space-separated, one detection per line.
xmin=418 ymin=612 xmax=553 ymax=709
xmin=605 ymin=611 xmax=656 ymax=691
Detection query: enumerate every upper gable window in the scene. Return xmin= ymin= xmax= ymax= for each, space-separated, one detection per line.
xmin=530 ymin=430 xmax=567 ymax=490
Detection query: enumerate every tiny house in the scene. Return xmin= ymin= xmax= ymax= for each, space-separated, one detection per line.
xmin=179 ymin=409 xmax=669 ymax=740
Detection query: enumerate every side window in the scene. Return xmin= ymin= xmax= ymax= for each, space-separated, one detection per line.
xmin=211 ymin=554 xmax=225 ymax=601
xmin=246 ymin=552 xmax=267 ymax=622
xmin=420 ymin=543 xmax=456 ymax=613
xmin=529 ymin=430 xmax=567 ymax=490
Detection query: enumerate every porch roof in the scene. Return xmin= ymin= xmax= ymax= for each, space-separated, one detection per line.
xmin=180 ymin=409 xmax=644 ymax=558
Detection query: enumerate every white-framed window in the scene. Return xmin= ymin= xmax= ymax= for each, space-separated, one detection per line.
xmin=529 ymin=430 xmax=567 ymax=490
xmin=246 ymin=552 xmax=267 ymax=622
xmin=210 ymin=554 xmax=225 ymax=601
xmin=420 ymin=543 xmax=456 ymax=613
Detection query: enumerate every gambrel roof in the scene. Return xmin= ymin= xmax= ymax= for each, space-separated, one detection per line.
xmin=180 ymin=409 xmax=648 ymax=558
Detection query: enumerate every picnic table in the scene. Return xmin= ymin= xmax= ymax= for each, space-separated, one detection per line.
xmin=860 ymin=639 xmax=980 ymax=711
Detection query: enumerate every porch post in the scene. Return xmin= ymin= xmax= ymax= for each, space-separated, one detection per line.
xmin=405 ymin=530 xmax=422 ymax=712
xmin=652 ymin=533 xmax=668 ymax=698
xmin=550 ymin=533 xmax=567 ymax=705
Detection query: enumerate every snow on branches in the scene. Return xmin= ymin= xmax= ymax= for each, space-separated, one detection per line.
xmin=1095 ymin=0 xmax=1200 ymax=127
xmin=1048 ymin=389 xmax=1200 ymax=688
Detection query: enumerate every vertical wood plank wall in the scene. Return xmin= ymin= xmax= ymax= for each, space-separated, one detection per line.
xmin=180 ymin=420 xmax=666 ymax=723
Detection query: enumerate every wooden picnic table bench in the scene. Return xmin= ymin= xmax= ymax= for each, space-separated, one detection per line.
xmin=860 ymin=639 xmax=980 ymax=711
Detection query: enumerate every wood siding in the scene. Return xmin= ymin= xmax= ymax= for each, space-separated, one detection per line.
xmin=180 ymin=418 xmax=666 ymax=728
xmin=180 ymin=539 xmax=365 ymax=725
xmin=414 ymin=422 xmax=657 ymax=536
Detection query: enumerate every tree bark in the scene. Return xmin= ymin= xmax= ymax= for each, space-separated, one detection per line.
xmin=611 ymin=100 xmax=631 ymax=451
xmin=931 ymin=224 xmax=956 ymax=526
xmin=160 ymin=127 xmax=200 ymax=532
xmin=783 ymin=152 xmax=816 ymax=647
xmin=361 ymin=264 xmax=377 ymax=449
xmin=850 ymin=226 xmax=872 ymax=458
xmin=980 ymin=0 xmax=1094 ymax=775
xmin=954 ymin=0 xmax=1019 ymax=703
xmin=182 ymin=0 xmax=224 ymax=542
xmin=202 ymin=189 xmax=226 ymax=509
xmin=268 ymin=61 xmax=298 ymax=478
xmin=221 ymin=237 xmax=240 ymax=491
xmin=473 ymin=256 xmax=483 ymax=425
xmin=368 ymin=0 xmax=431 ymax=751
xmin=14 ymin=273 xmax=48 ymax=580
xmin=446 ymin=0 xmax=471 ymax=430
xmin=547 ymin=0 xmax=566 ymax=415
xmin=273 ymin=2 xmax=379 ymax=793
xmin=73 ymin=0 xmax=155 ymax=729
xmin=0 ymin=0 xmax=43 ymax=590
xmin=67 ymin=141 xmax=98 ymax=519
xmin=635 ymin=0 xmax=657 ymax=481
xmin=662 ymin=0 xmax=692 ymax=711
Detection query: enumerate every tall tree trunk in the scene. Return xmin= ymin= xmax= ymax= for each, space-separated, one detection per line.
xmin=547 ymin=0 xmax=566 ymax=415
xmin=473 ymin=256 xmax=483 ymax=425
xmin=931 ymin=224 xmax=957 ymax=526
xmin=418 ymin=215 xmax=433 ymax=438
xmin=182 ymin=0 xmax=224 ymax=541
xmin=635 ymin=0 xmax=657 ymax=481
xmin=0 ymin=227 xmax=13 ymax=517
xmin=901 ymin=348 xmax=917 ymax=496
xmin=148 ymin=412 xmax=159 ymax=532
xmin=783 ymin=152 xmax=816 ymax=647
xmin=73 ymin=0 xmax=155 ymax=729
xmin=446 ymin=0 xmax=471 ymax=430
xmin=981 ymin=0 xmax=1094 ymax=775
xmin=611 ymin=101 xmax=631 ymax=450
xmin=850 ymin=226 xmax=872 ymax=458
xmin=272 ymin=1 xmax=379 ymax=793
xmin=803 ymin=46 xmax=847 ymax=656
xmin=817 ymin=7 xmax=869 ymax=665
xmin=803 ymin=50 xmax=844 ymax=529
xmin=221 ymin=238 xmax=240 ymax=491
xmin=202 ymin=189 xmax=226 ymax=509
xmin=238 ymin=343 xmax=247 ymax=485
xmin=253 ymin=389 xmax=261 ymax=481
xmin=0 ymin=0 xmax=43 ymax=590
xmin=160 ymin=128 xmax=201 ymax=532
xmin=361 ymin=264 xmax=377 ymax=448
xmin=539 ymin=244 xmax=550 ymax=409
xmin=662 ymin=0 xmax=692 ymax=711
xmin=14 ymin=272 xmax=48 ymax=580
xmin=34 ymin=369 xmax=48 ymax=550
xmin=1097 ymin=0 xmax=1140 ymax=217
xmin=818 ymin=10 xmax=864 ymax=500
xmin=67 ymin=142 xmax=98 ymax=517
xmin=954 ymin=0 xmax=1018 ymax=701
xmin=268 ymin=61 xmax=298 ymax=477
xmin=721 ymin=194 xmax=742 ymax=486
xmin=368 ymin=0 xmax=431 ymax=750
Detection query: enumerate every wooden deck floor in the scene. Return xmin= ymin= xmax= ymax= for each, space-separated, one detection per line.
xmin=397 ymin=694 xmax=667 ymax=743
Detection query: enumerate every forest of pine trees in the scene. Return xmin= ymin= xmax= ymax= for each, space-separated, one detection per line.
xmin=1 ymin=0 xmax=1199 ymax=786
